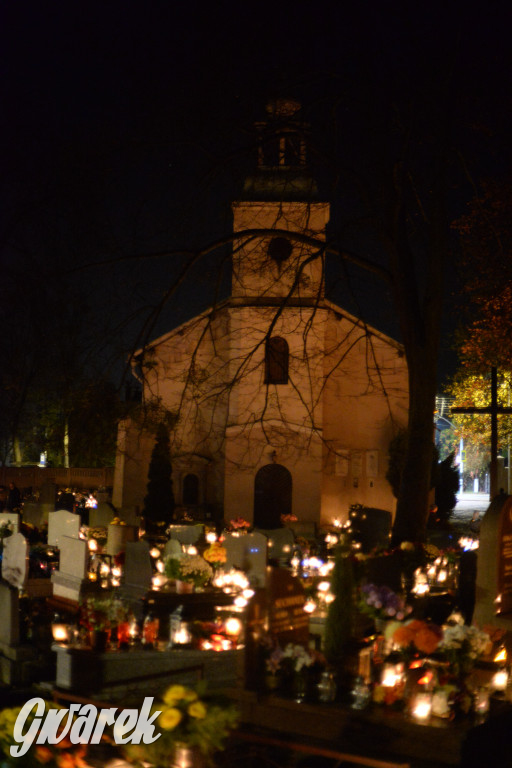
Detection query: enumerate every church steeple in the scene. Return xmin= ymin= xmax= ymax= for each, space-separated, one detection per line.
xmin=231 ymin=99 xmax=329 ymax=303
xmin=242 ymin=98 xmax=318 ymax=202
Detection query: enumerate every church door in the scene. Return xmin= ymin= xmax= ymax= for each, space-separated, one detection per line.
xmin=253 ymin=463 xmax=292 ymax=529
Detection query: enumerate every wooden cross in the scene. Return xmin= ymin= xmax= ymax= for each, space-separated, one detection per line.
xmin=451 ymin=367 xmax=512 ymax=497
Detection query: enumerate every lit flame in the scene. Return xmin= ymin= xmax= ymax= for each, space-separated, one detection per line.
xmin=494 ymin=647 xmax=507 ymax=663
xmin=418 ymin=671 xmax=434 ymax=686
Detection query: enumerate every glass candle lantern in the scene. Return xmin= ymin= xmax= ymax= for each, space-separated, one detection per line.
xmin=410 ymin=691 xmax=432 ymax=722
xmin=52 ymin=623 xmax=70 ymax=643
xmin=491 ymin=667 xmax=509 ymax=692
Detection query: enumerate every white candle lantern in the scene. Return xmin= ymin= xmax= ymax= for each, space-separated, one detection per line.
xmin=381 ymin=662 xmax=405 ymax=688
xmin=491 ymin=668 xmax=509 ymax=692
xmin=52 ymin=623 xmax=70 ymax=643
xmin=411 ymin=691 xmax=432 ymax=721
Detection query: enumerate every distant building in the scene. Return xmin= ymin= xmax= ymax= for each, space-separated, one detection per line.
xmin=113 ymin=99 xmax=408 ymax=528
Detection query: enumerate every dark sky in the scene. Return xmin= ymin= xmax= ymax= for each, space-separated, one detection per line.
xmin=2 ymin=0 xmax=511 ymax=385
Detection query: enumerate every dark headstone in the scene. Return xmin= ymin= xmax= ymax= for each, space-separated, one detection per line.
xmin=244 ymin=567 xmax=308 ymax=691
xmin=349 ymin=507 xmax=391 ymax=553
xmin=267 ymin=567 xmax=308 ymax=645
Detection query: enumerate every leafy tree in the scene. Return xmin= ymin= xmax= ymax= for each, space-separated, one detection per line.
xmin=143 ymin=422 xmax=175 ymax=532
xmin=453 ymin=180 xmax=512 ymax=373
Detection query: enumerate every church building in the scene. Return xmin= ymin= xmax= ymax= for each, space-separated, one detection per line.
xmin=113 ymin=99 xmax=409 ymax=530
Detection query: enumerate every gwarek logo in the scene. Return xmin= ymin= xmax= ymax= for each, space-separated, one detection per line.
xmin=10 ymin=697 xmax=162 ymax=757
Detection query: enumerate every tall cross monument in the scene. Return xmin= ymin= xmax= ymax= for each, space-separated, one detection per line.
xmin=451 ymin=367 xmax=512 ymax=497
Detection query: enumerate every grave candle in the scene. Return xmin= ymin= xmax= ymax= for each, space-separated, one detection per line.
xmin=473 ymin=687 xmax=490 ymax=715
xmin=491 ymin=668 xmax=509 ymax=692
xmin=52 ymin=623 xmax=70 ymax=643
xmin=411 ymin=691 xmax=432 ymax=721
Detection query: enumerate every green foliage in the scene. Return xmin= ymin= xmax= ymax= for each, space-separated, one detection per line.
xmin=324 ymin=547 xmax=355 ymax=665
xmin=122 ymin=683 xmax=239 ymax=767
xmin=143 ymin=422 xmax=175 ymax=528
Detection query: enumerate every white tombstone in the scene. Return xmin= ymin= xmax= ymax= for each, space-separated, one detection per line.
xmin=224 ymin=531 xmax=267 ymax=586
xmin=0 ymin=513 xmax=20 ymax=535
xmin=2 ymin=533 xmax=28 ymax=589
xmin=51 ymin=536 xmax=88 ymax=602
xmin=48 ymin=510 xmax=80 ymax=547
xmin=168 ymin=524 xmax=204 ymax=545
xmin=164 ymin=539 xmax=183 ymax=558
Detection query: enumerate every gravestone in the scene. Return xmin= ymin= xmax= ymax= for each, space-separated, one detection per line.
xmin=349 ymin=507 xmax=392 ymax=553
xmin=105 ymin=523 xmax=137 ymax=556
xmin=164 ymin=538 xmax=183 ymax=558
xmin=2 ymin=532 xmax=28 ymax=589
xmin=0 ymin=570 xmax=45 ymax=685
xmin=473 ymin=494 xmax=512 ymax=629
xmin=51 ymin=535 xmax=88 ymax=602
xmin=89 ymin=502 xmax=115 ymax=529
xmin=168 ymin=524 xmax=204 ymax=545
xmin=119 ymin=540 xmax=153 ymax=602
xmin=224 ymin=531 xmax=267 ymax=586
xmin=244 ymin=566 xmax=308 ymax=690
xmin=0 ymin=513 xmax=20 ymax=535
xmin=48 ymin=510 xmax=80 ymax=547
xmin=22 ymin=502 xmax=46 ymax=528
xmin=267 ymin=566 xmax=308 ymax=646
xmin=255 ymin=527 xmax=295 ymax=564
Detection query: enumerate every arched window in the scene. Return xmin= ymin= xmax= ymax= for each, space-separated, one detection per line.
xmin=265 ymin=337 xmax=289 ymax=384
xmin=254 ymin=463 xmax=292 ymax=529
xmin=182 ymin=473 xmax=199 ymax=505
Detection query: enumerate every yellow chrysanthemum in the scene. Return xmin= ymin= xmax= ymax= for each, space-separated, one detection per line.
xmin=182 ymin=690 xmax=198 ymax=703
xmin=159 ymin=708 xmax=183 ymax=730
xmin=188 ymin=701 xmax=207 ymax=719
xmin=162 ymin=685 xmax=188 ymax=705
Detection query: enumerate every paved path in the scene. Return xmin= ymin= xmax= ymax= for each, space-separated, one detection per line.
xmin=450 ymin=491 xmax=490 ymax=538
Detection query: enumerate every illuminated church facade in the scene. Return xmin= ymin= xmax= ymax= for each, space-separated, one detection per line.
xmin=113 ymin=100 xmax=408 ymax=529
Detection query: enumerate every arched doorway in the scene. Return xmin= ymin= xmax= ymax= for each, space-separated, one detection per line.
xmin=182 ymin=473 xmax=199 ymax=505
xmin=253 ymin=463 xmax=292 ymax=529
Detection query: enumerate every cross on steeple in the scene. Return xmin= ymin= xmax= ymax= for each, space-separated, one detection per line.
xmin=451 ymin=367 xmax=512 ymax=497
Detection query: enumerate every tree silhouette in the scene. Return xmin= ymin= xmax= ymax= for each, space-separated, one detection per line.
xmin=143 ymin=422 xmax=175 ymax=532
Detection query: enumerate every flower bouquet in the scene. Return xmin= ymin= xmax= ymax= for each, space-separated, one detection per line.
xmin=203 ymin=542 xmax=227 ymax=569
xmin=122 ymin=683 xmax=239 ymax=767
xmin=0 ymin=700 xmax=96 ymax=768
xmin=392 ymin=618 xmax=443 ymax=657
xmin=164 ymin=554 xmax=213 ymax=589
xmin=359 ymin=583 xmax=412 ymax=626
xmin=226 ymin=517 xmax=252 ymax=533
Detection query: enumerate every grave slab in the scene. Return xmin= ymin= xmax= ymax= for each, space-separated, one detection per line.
xmin=51 ymin=536 xmax=88 ymax=602
xmin=48 ymin=510 xmax=80 ymax=547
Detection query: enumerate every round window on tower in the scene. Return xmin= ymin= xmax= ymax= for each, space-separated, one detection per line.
xmin=267 ymin=236 xmax=293 ymax=264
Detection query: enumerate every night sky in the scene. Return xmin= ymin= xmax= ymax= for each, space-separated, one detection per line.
xmin=2 ymin=1 xmax=511 ymax=385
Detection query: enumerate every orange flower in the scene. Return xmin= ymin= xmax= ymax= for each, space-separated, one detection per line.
xmin=35 ymin=746 xmax=54 ymax=764
xmin=57 ymin=753 xmax=77 ymax=768
xmin=393 ymin=625 xmax=416 ymax=647
xmin=414 ymin=627 xmax=441 ymax=655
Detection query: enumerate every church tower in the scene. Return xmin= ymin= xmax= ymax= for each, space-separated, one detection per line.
xmin=231 ymin=99 xmax=329 ymax=303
